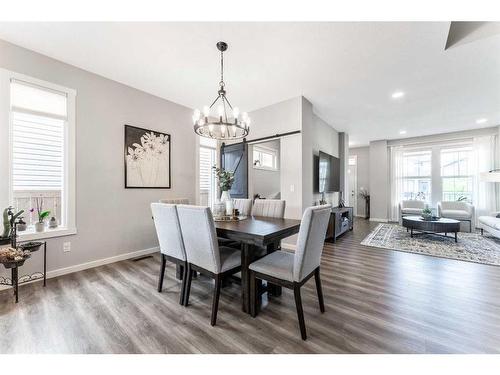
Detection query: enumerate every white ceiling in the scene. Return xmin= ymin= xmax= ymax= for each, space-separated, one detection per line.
xmin=0 ymin=22 xmax=499 ymax=146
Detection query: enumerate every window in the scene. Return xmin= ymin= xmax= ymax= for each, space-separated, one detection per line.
xmin=402 ymin=150 xmax=431 ymax=202
xmin=1 ymin=70 xmax=76 ymax=240
xmin=441 ymin=146 xmax=473 ymax=202
xmin=253 ymin=145 xmax=278 ymax=170
xmin=199 ymin=137 xmax=217 ymax=207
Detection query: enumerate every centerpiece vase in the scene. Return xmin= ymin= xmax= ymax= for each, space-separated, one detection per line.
xmin=220 ymin=191 xmax=233 ymax=216
xmin=220 ymin=190 xmax=231 ymax=203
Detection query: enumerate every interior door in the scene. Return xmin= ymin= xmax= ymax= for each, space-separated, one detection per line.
xmin=347 ymin=163 xmax=357 ymax=214
xmin=220 ymin=142 xmax=248 ymax=198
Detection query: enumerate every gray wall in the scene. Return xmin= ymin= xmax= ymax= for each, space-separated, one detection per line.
xmin=0 ymin=39 xmax=196 ymax=278
xmin=349 ymin=146 xmax=370 ymax=217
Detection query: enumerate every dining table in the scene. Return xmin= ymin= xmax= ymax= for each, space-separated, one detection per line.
xmin=214 ymin=215 xmax=301 ymax=313
xmin=175 ymin=215 xmax=302 ymax=314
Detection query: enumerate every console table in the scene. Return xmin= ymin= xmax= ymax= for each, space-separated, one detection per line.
xmin=326 ymin=207 xmax=354 ymax=242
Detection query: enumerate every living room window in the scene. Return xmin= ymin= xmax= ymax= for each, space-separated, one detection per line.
xmin=441 ymin=146 xmax=473 ymax=203
xmin=401 ymin=150 xmax=431 ymax=202
xmin=199 ymin=137 xmax=217 ymax=207
xmin=0 ymin=69 xmax=76 ymax=240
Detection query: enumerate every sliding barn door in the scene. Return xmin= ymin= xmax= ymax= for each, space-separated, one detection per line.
xmin=220 ymin=142 xmax=248 ymax=198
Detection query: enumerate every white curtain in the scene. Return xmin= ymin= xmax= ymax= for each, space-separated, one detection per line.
xmin=389 ymin=146 xmax=405 ymax=221
xmin=472 ymin=134 xmax=498 ymax=225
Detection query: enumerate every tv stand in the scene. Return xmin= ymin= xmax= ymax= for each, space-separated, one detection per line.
xmin=326 ymin=206 xmax=353 ymax=242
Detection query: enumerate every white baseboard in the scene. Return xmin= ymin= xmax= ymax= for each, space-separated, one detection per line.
xmin=369 ymin=217 xmax=389 ymax=223
xmin=0 ymin=246 xmax=159 ymax=290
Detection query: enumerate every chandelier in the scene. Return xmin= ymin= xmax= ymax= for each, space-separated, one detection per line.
xmin=192 ymin=41 xmax=250 ymax=140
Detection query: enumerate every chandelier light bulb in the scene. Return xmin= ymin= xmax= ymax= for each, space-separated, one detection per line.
xmin=246 ymin=117 xmax=251 ymax=125
xmin=231 ymin=125 xmax=236 ymax=137
xmin=233 ymin=107 xmax=240 ymax=119
xmin=217 ymin=105 xmax=224 ymax=117
xmin=203 ymin=106 xmax=210 ymax=117
xmin=208 ymin=124 xmax=214 ymax=132
xmin=221 ymin=125 xmax=226 ymax=136
xmin=192 ymin=114 xmax=198 ymax=125
xmin=194 ymin=108 xmax=201 ymax=118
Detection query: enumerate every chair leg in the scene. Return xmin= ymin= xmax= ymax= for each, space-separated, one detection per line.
xmin=183 ymin=263 xmax=193 ymax=306
xmin=179 ymin=261 xmax=188 ymax=305
xmin=314 ymin=268 xmax=325 ymax=313
xmin=211 ymin=274 xmax=222 ymax=326
xmin=249 ymin=271 xmax=257 ymax=318
xmin=157 ymin=254 xmax=166 ymax=292
xmin=293 ymin=284 xmax=307 ymax=340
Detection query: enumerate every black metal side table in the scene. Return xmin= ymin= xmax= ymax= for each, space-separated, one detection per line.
xmin=0 ymin=237 xmax=47 ymax=303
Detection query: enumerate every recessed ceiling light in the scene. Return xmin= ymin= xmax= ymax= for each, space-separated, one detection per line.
xmin=391 ymin=91 xmax=405 ymax=99
xmin=399 ymin=130 xmax=407 ymax=135
xmin=476 ymin=118 xmax=488 ymax=124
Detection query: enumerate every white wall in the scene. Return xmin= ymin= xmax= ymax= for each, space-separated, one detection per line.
xmin=369 ymin=140 xmax=389 ymax=222
xmin=0 ymin=39 xmax=196 ymax=278
xmin=249 ymin=140 xmax=280 ymax=199
xmin=349 ymin=146 xmax=370 ymax=217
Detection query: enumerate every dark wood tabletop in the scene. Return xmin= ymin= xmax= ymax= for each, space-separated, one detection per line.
xmin=215 ymin=216 xmax=302 ymax=247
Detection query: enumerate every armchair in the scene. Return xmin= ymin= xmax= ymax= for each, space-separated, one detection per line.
xmin=398 ymin=200 xmax=426 ymax=224
xmin=437 ymin=201 xmax=475 ymax=232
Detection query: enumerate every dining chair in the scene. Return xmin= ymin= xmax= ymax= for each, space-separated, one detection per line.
xmin=233 ymin=198 xmax=253 ymax=216
xmin=159 ymin=198 xmax=190 ymax=204
xmin=251 ymin=199 xmax=286 ymax=218
xmin=248 ymin=204 xmax=332 ymax=340
xmin=151 ymin=203 xmax=188 ymax=305
xmin=177 ymin=205 xmax=242 ymax=326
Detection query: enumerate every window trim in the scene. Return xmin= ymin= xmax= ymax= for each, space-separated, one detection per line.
xmin=2 ymin=69 xmax=77 ymax=240
xmin=253 ymin=145 xmax=279 ymax=171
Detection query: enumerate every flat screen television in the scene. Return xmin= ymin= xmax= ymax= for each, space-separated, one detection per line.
xmin=314 ymin=151 xmax=340 ymax=193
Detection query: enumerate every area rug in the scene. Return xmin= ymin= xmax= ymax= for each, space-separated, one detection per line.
xmin=361 ymin=223 xmax=500 ymax=266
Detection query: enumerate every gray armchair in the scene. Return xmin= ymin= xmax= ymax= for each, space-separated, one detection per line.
xmin=437 ymin=201 xmax=475 ymax=232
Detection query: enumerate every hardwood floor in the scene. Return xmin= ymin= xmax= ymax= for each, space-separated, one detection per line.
xmin=1 ymin=218 xmax=500 ymax=353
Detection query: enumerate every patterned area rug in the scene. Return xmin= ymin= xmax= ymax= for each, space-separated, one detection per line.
xmin=361 ymin=223 xmax=500 ymax=266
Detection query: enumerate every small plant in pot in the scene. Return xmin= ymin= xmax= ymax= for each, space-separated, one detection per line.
xmin=421 ymin=207 xmax=432 ymax=221
xmin=34 ymin=197 xmax=50 ymax=232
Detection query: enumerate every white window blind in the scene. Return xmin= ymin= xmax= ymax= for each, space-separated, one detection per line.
xmin=199 ymin=147 xmax=215 ymax=191
xmin=11 ymin=80 xmax=67 ymax=191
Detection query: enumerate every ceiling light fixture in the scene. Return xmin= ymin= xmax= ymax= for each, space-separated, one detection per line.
xmin=399 ymin=130 xmax=407 ymax=135
xmin=391 ymin=91 xmax=405 ymax=99
xmin=192 ymin=41 xmax=250 ymax=140
xmin=476 ymin=118 xmax=488 ymax=124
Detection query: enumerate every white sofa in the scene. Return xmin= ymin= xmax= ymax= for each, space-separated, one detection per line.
xmin=478 ymin=212 xmax=500 ymax=239
xmin=399 ymin=200 xmax=426 ymax=224
xmin=437 ymin=201 xmax=475 ymax=232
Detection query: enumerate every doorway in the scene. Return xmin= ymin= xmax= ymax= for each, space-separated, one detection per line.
xmin=248 ymin=139 xmax=281 ymax=200
xmin=347 ymin=155 xmax=357 ymax=214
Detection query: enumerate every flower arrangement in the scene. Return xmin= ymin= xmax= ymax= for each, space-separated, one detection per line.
xmin=212 ymin=166 xmax=235 ymax=192
xmin=359 ymin=187 xmax=369 ymax=200
xmin=126 ymin=131 xmax=170 ymax=186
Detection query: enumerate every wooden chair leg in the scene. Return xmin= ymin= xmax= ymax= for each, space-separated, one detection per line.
xmin=183 ymin=263 xmax=193 ymax=306
xmin=211 ymin=274 xmax=222 ymax=326
xmin=249 ymin=271 xmax=257 ymax=318
xmin=314 ymin=268 xmax=325 ymax=313
xmin=293 ymin=284 xmax=307 ymax=340
xmin=157 ymin=254 xmax=166 ymax=292
xmin=179 ymin=261 xmax=188 ymax=305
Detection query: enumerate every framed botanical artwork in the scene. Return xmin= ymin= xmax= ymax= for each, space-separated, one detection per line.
xmin=124 ymin=125 xmax=171 ymax=188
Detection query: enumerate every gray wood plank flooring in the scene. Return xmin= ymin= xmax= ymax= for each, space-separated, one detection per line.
xmin=1 ymin=218 xmax=500 ymax=353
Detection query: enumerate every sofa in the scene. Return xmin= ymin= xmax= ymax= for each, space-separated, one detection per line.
xmin=399 ymin=200 xmax=426 ymax=224
xmin=478 ymin=212 xmax=500 ymax=239
xmin=437 ymin=201 xmax=475 ymax=232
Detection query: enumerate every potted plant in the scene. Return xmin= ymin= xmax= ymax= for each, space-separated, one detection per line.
xmin=34 ymin=197 xmax=50 ymax=232
xmin=213 ymin=166 xmax=235 ymax=215
xmin=422 ymin=207 xmax=432 ymax=221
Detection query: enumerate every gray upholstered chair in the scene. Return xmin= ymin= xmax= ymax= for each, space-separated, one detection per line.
xmin=248 ymin=204 xmax=332 ymax=340
xmin=438 ymin=201 xmax=475 ymax=232
xmin=233 ymin=198 xmax=253 ymax=216
xmin=151 ymin=203 xmax=187 ymax=304
xmin=177 ymin=205 xmax=242 ymax=326
xmin=398 ymin=200 xmax=426 ymax=224
xmin=251 ymin=199 xmax=286 ymax=219
xmin=159 ymin=198 xmax=190 ymax=204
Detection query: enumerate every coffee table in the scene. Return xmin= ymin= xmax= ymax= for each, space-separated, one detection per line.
xmin=402 ymin=216 xmax=460 ymax=243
